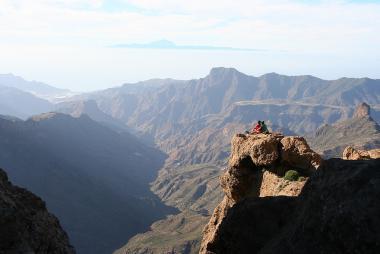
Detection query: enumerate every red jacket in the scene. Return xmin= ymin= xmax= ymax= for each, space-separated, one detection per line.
xmin=252 ymin=124 xmax=261 ymax=133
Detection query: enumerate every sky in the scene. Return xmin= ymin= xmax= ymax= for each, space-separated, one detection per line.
xmin=0 ymin=0 xmax=379 ymax=91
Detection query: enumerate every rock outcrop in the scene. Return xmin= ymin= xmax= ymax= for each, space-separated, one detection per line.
xmin=0 ymin=168 xmax=75 ymax=253
xmin=343 ymin=146 xmax=380 ymax=160
xmin=353 ymin=102 xmax=371 ymax=118
xmin=200 ymin=132 xmax=380 ymax=254
xmin=258 ymin=159 xmax=380 ymax=254
xmin=200 ymin=133 xmax=322 ymax=253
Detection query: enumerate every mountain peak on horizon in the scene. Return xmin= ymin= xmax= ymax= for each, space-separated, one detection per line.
xmin=208 ymin=67 xmax=242 ymax=77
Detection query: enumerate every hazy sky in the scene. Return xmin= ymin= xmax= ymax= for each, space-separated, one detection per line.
xmin=0 ymin=0 xmax=379 ymax=91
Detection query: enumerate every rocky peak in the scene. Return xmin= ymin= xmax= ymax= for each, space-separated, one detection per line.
xmin=208 ymin=67 xmax=242 ymax=79
xmin=353 ymin=102 xmax=370 ymax=118
xmin=0 ymin=168 xmax=75 ymax=253
xmin=200 ymin=133 xmax=322 ymax=253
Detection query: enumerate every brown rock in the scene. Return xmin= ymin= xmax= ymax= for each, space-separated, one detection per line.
xmin=0 ymin=168 xmax=75 ymax=254
xmin=343 ymin=146 xmax=380 ymax=160
xmin=200 ymin=197 xmax=233 ymax=254
xmin=259 ymin=171 xmax=306 ymax=197
xmin=202 ymin=159 xmax=380 ymax=254
xmin=280 ymin=136 xmax=322 ymax=172
xmin=353 ymin=102 xmax=370 ymax=118
xmin=368 ymin=149 xmax=380 ymax=159
xmin=229 ymin=134 xmax=282 ymax=168
xmin=200 ymin=134 xmax=322 ymax=254
xmin=220 ymin=163 xmax=263 ymax=203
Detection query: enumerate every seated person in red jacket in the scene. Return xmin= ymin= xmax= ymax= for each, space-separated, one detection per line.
xmin=245 ymin=121 xmax=263 ymax=134
xmin=252 ymin=121 xmax=262 ymax=134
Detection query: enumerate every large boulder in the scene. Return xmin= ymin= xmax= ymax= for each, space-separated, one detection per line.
xmin=280 ymin=136 xmax=322 ymax=173
xmin=343 ymin=146 xmax=380 ymax=160
xmin=229 ymin=134 xmax=282 ymax=168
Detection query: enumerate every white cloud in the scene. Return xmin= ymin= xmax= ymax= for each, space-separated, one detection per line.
xmin=0 ymin=0 xmax=379 ymax=89
xmin=0 ymin=0 xmax=379 ymax=51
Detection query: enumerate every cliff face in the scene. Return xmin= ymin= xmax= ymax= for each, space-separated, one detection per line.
xmin=200 ymin=133 xmax=322 ymax=253
xmin=200 ymin=133 xmax=380 ymax=254
xmin=0 ymin=168 xmax=75 ymax=254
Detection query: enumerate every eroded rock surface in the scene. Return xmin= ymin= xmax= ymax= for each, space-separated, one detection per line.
xmin=260 ymin=159 xmax=380 ymax=254
xmin=200 ymin=132 xmax=380 ymax=254
xmin=0 ymin=168 xmax=75 ymax=254
xmin=200 ymin=134 xmax=322 ymax=253
xmin=343 ymin=146 xmax=380 ymax=160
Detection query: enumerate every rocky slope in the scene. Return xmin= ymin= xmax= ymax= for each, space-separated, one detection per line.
xmin=200 ymin=133 xmax=322 ymax=253
xmin=200 ymin=133 xmax=380 ymax=254
xmin=151 ymin=164 xmax=223 ymax=213
xmin=0 ymin=168 xmax=75 ymax=253
xmin=115 ymin=210 xmax=208 ymax=254
xmin=56 ymin=99 xmax=131 ymax=133
xmin=308 ymin=103 xmax=380 ymax=158
xmin=116 ymin=164 xmax=224 ymax=254
xmin=60 ymin=68 xmax=380 ymax=163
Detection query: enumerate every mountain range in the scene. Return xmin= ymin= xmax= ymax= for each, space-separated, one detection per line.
xmin=5 ymin=68 xmax=380 ymax=141
xmin=0 ymin=67 xmax=379 ymax=253
xmin=0 ymin=73 xmax=73 ymax=102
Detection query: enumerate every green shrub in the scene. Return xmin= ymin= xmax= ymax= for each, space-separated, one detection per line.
xmin=284 ymin=170 xmax=299 ymax=181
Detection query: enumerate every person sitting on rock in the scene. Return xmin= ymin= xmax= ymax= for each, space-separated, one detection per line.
xmin=245 ymin=121 xmax=261 ymax=134
xmin=260 ymin=121 xmax=269 ymax=134
xmin=252 ymin=121 xmax=262 ymax=134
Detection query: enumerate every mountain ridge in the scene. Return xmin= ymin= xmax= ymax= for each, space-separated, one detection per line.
xmin=54 ymin=68 xmax=380 ymax=253
xmin=0 ymin=73 xmax=73 ymax=102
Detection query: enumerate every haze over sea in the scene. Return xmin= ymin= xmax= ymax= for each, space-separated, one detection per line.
xmin=1 ymin=0 xmax=379 ymax=90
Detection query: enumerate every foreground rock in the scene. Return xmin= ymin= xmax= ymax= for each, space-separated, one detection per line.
xmin=0 ymin=168 xmax=75 ymax=254
xmin=200 ymin=133 xmax=322 ymax=253
xmin=343 ymin=146 xmax=380 ymax=160
xmin=259 ymin=159 xmax=380 ymax=254
xmin=200 ymin=132 xmax=380 ymax=254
